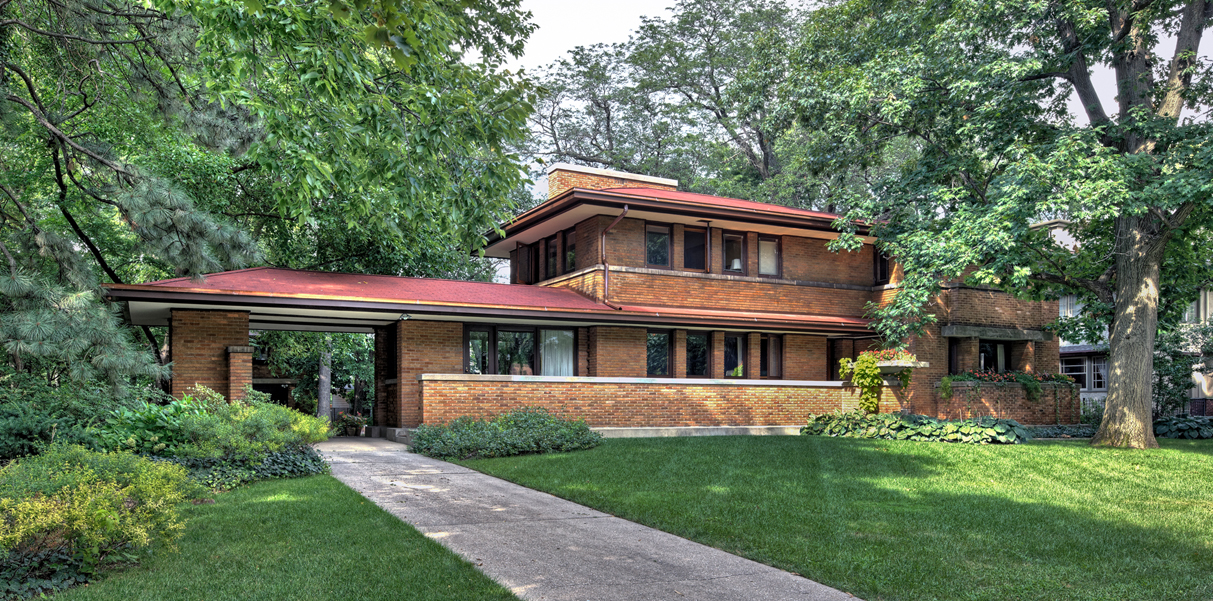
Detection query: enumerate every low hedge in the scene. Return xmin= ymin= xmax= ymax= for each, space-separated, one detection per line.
xmin=412 ymin=408 xmax=603 ymax=460
xmin=0 ymin=445 xmax=203 ymax=599
xmin=148 ymin=444 xmax=330 ymax=491
xmin=1154 ymin=415 xmax=1213 ymax=439
xmin=1025 ymin=424 xmax=1096 ymax=439
xmin=802 ymin=411 xmax=1031 ymax=444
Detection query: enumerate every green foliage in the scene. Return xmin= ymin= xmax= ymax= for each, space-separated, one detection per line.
xmin=94 ymin=386 xmax=330 ymax=461
xmin=838 ymin=351 xmax=915 ymax=414
xmin=1025 ymin=425 xmax=1096 ymax=439
xmin=0 ymin=403 xmax=97 ymax=463
xmin=1015 ymin=372 xmax=1042 ymax=403
xmin=1154 ymin=416 xmax=1213 ymax=440
xmin=0 ymin=446 xmax=202 ymax=598
xmin=1152 ymin=324 xmax=1213 ymax=416
xmin=148 ymin=444 xmax=330 ymax=491
xmin=939 ymin=375 xmax=953 ymax=400
xmin=412 ymin=408 xmax=603 ymax=460
xmin=255 ymin=332 xmax=374 ymax=413
xmin=948 ymin=370 xmax=1073 ymax=384
xmin=802 ymin=411 xmax=1030 ymax=444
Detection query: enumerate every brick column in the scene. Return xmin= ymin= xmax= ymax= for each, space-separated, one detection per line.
xmin=373 ymin=325 xmax=389 ymax=427
xmin=673 ymin=330 xmax=688 ymax=378
xmin=169 ymin=309 xmax=249 ymax=399
xmin=399 ymin=320 xmax=463 ymax=427
xmin=226 ymin=346 xmax=254 ymax=401
xmin=747 ymin=333 xmax=762 ymax=379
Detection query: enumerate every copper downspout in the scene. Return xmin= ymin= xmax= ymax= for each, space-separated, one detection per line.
xmin=600 ymin=205 xmax=628 ymax=309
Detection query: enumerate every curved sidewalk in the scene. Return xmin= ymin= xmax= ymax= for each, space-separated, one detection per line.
xmin=318 ymin=438 xmax=858 ymax=601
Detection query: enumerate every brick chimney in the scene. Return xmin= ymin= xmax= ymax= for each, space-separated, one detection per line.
xmin=546 ymin=163 xmax=678 ymax=199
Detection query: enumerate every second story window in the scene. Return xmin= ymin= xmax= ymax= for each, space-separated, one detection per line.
xmin=758 ymin=235 xmax=780 ymax=277
xmin=564 ymin=228 xmax=576 ymax=273
xmin=875 ymin=252 xmax=892 ymax=285
xmin=646 ymin=224 xmax=671 ymax=267
xmin=546 ymin=235 xmax=560 ymax=280
xmin=724 ymin=233 xmax=745 ymax=274
xmin=684 ymin=227 xmax=707 ymax=270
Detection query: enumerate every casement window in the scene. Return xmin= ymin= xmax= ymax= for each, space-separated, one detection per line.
xmin=647 ymin=330 xmax=672 ymax=376
xmin=723 ymin=233 xmax=745 ymax=274
xmin=724 ymin=334 xmax=746 ymax=377
xmin=760 ymin=334 xmax=782 ymax=378
xmin=646 ymin=224 xmax=671 ymax=267
xmin=978 ymin=341 xmax=1007 ymax=372
xmin=757 ymin=235 xmax=780 ymax=277
xmin=546 ymin=235 xmax=560 ymax=280
xmin=1061 ymin=357 xmax=1087 ymax=389
xmin=683 ymin=227 xmax=707 ymax=271
xmin=686 ymin=332 xmax=709 ymax=377
xmin=1091 ymin=357 xmax=1107 ymax=391
xmin=564 ymin=228 xmax=577 ymax=273
xmin=464 ymin=326 xmax=576 ymax=376
xmin=874 ymin=252 xmax=892 ymax=285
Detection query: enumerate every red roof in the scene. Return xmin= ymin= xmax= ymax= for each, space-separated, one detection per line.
xmin=123 ymin=267 xmax=606 ymax=312
xmin=600 ymin=187 xmax=841 ymax=221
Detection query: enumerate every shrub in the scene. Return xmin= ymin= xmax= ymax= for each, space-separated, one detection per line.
xmin=0 ymin=445 xmax=202 ymax=598
xmin=0 ymin=403 xmax=97 ymax=463
xmin=95 ymin=386 xmax=330 ymax=462
xmin=412 ymin=408 xmax=603 ymax=460
xmin=949 ymin=370 xmax=1073 ymax=384
xmin=1153 ymin=415 xmax=1213 ymax=439
xmin=1025 ymin=424 xmax=1096 ymax=438
xmin=802 ymin=411 xmax=1031 ymax=444
xmin=149 ymin=444 xmax=330 ymax=491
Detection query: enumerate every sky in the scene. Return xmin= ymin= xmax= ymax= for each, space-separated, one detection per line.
xmin=506 ymin=0 xmax=678 ymax=73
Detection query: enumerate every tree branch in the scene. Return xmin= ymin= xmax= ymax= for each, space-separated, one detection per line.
xmin=1157 ymin=0 xmax=1212 ymax=120
xmin=6 ymin=94 xmax=132 ymax=175
xmin=0 ymin=19 xmax=154 ymax=45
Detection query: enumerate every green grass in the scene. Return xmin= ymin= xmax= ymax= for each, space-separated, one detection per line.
xmin=58 ymin=476 xmax=517 ymax=601
xmin=462 ymin=436 xmax=1213 ymax=601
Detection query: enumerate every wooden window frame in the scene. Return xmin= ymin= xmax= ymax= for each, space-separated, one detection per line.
xmin=644 ymin=222 xmax=673 ymax=269
xmin=722 ymin=231 xmax=747 ymax=275
xmin=563 ymin=228 xmax=577 ymax=274
xmin=682 ymin=226 xmax=709 ymax=273
xmin=760 ymin=333 xmax=783 ymax=379
xmin=646 ymin=329 xmax=673 ymax=377
xmin=545 ymin=234 xmax=560 ymax=281
xmin=463 ymin=325 xmax=578 ymax=377
xmin=757 ymin=234 xmax=782 ymax=278
xmin=874 ymin=251 xmax=892 ymax=285
xmin=684 ymin=330 xmax=711 ymax=377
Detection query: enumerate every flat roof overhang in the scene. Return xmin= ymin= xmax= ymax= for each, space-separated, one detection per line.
xmin=483 ymin=189 xmax=875 ymax=258
xmin=106 ymin=286 xmax=875 ymax=336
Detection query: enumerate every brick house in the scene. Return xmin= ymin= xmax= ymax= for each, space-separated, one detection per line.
xmin=104 ymin=164 xmax=1079 ymax=432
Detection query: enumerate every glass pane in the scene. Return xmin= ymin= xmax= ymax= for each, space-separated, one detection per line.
xmin=467 ymin=330 xmax=490 ymax=374
xmin=684 ymin=229 xmax=706 ymax=270
xmin=758 ymin=238 xmax=778 ymax=275
xmin=769 ymin=336 xmax=782 ymax=378
xmin=760 ymin=337 xmax=769 ymax=377
xmin=1062 ymin=358 xmax=1087 ymax=389
xmin=646 ymin=226 xmax=670 ymax=266
xmin=724 ymin=236 xmax=743 ymax=272
xmin=996 ymin=343 xmax=1006 ymax=372
xmin=1092 ymin=358 xmax=1107 ymax=389
xmin=647 ymin=333 xmax=670 ymax=376
xmin=547 ymin=239 xmax=559 ymax=279
xmin=497 ymin=331 xmax=535 ymax=375
xmin=686 ymin=334 xmax=708 ymax=376
xmin=565 ymin=233 xmax=576 ymax=272
xmin=540 ymin=330 xmax=575 ymax=376
xmin=724 ymin=335 xmax=743 ymax=377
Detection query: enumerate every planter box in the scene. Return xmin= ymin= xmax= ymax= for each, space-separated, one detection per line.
xmin=877 ymin=360 xmax=929 ymax=375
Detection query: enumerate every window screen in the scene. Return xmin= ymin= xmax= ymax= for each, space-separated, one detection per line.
xmin=646 ymin=225 xmax=671 ymax=267
xmin=684 ymin=228 xmax=706 ymax=270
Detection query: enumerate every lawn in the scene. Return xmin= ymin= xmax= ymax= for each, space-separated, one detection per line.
xmin=462 ymin=436 xmax=1213 ymax=601
xmin=58 ymin=475 xmax=517 ymax=601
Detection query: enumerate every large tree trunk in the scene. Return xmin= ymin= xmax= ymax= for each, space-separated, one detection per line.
xmin=1091 ymin=216 xmax=1163 ymax=449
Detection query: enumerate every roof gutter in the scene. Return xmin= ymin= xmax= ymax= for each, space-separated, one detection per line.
xmin=600 ymin=205 xmax=628 ymax=309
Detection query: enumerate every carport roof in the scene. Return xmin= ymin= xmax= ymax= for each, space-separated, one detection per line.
xmin=104 ymin=267 xmax=873 ymax=335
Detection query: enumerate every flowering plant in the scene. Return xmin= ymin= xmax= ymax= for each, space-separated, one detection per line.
xmin=951 ymin=370 xmax=1073 ymax=384
xmin=860 ymin=349 xmax=918 ymax=362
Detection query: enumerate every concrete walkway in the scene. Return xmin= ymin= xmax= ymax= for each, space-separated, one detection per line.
xmin=317 ymin=438 xmax=857 ymax=601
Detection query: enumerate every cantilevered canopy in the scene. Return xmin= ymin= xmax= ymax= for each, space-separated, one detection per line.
xmin=104 ymin=267 xmax=874 ymax=335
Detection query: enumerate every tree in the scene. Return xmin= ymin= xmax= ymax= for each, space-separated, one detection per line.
xmin=783 ymin=0 xmax=1213 ymax=448
xmin=0 ymin=0 xmax=534 ymax=386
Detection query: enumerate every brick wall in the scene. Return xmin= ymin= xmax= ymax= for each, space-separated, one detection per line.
xmin=943 ymin=287 xmax=1059 ymax=330
xmin=419 ymin=377 xmax=904 ymax=427
xmin=936 ymin=382 xmax=1081 ymax=424
xmin=586 ymin=326 xmax=646 ymax=377
xmin=785 ymin=335 xmax=827 ymax=380
xmin=545 ymin=268 xmax=604 ymax=302
xmin=227 ymin=349 xmax=252 ymax=401
xmin=396 ymin=320 xmax=463 ymax=427
xmin=169 ymin=310 xmax=249 ymax=399
xmin=607 ymin=270 xmax=872 ymax=316
xmin=548 ymin=167 xmax=677 ymax=199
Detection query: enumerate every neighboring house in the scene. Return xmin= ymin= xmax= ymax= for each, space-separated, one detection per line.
xmin=104 ymin=164 xmax=1078 ymax=432
xmin=1057 ymin=290 xmax=1213 ymax=415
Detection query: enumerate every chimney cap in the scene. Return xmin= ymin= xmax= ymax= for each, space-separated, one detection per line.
xmin=545 ymin=163 xmax=678 ymax=188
